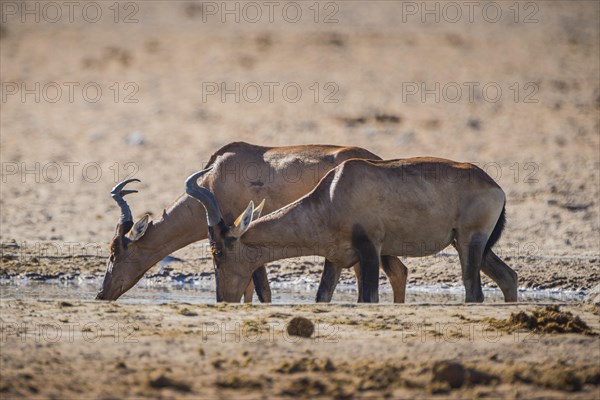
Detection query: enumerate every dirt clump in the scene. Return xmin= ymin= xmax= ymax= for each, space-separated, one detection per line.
xmin=215 ymin=374 xmax=265 ymax=390
xmin=540 ymin=368 xmax=583 ymax=392
xmin=281 ymin=377 xmax=328 ymax=397
xmin=287 ymin=316 xmax=314 ymax=338
xmin=430 ymin=361 xmax=498 ymax=390
xmin=502 ymin=363 xmax=596 ymax=392
xmin=177 ymin=307 xmax=198 ymax=316
xmin=335 ymin=360 xmax=410 ymax=392
xmin=354 ymin=362 xmax=405 ymax=391
xmin=274 ymin=357 xmax=336 ymax=374
xmin=487 ymin=306 xmax=595 ymax=335
xmin=243 ymin=318 xmax=268 ymax=334
xmin=431 ymin=361 xmax=466 ymax=388
xmin=148 ymin=374 xmax=191 ymax=392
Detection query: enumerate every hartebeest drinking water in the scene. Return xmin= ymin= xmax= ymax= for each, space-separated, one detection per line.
xmin=186 ymin=157 xmax=518 ymax=303
xmin=96 ymin=142 xmax=408 ymax=302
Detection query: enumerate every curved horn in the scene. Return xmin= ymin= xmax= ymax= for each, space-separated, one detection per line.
xmin=111 ymin=178 xmax=140 ymax=231
xmin=185 ymin=167 xmax=223 ymax=227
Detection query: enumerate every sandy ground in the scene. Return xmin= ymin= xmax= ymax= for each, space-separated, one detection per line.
xmin=1 ymin=1 xmax=599 ymax=398
xmin=1 ymin=300 xmax=599 ymax=399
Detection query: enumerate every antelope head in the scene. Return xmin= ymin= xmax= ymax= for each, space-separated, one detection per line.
xmin=185 ymin=169 xmax=264 ymax=302
xmin=96 ymin=178 xmax=151 ymax=300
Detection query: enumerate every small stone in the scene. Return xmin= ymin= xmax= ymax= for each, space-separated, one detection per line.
xmin=125 ymin=131 xmax=145 ymax=146
xmin=287 ymin=316 xmax=314 ymax=338
xmin=467 ymin=119 xmax=481 ymax=130
xmin=178 ymin=307 xmax=198 ymax=317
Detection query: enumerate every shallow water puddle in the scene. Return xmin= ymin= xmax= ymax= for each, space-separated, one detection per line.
xmin=0 ymin=280 xmax=585 ymax=304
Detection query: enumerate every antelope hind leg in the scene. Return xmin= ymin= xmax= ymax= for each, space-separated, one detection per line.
xmin=353 ymin=263 xmax=362 ymax=302
xmin=381 ymin=256 xmax=408 ymax=303
xmin=352 ymin=230 xmax=380 ymax=303
xmin=481 ymin=250 xmax=518 ymax=302
xmin=455 ymin=234 xmax=486 ymax=303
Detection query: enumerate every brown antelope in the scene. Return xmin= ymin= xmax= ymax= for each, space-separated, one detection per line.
xmin=96 ymin=142 xmax=409 ymax=302
xmin=186 ymin=157 xmax=519 ymax=303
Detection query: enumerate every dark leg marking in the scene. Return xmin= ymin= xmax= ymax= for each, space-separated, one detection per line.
xmin=353 ymin=263 xmax=362 ymax=302
xmin=352 ymin=224 xmax=379 ymax=303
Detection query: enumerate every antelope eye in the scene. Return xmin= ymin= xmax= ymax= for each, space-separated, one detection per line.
xmin=210 ymin=242 xmax=222 ymax=258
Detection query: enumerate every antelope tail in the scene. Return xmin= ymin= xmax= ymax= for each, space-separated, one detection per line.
xmin=484 ymin=203 xmax=506 ymax=255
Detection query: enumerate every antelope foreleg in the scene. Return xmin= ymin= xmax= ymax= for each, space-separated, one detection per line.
xmin=252 ymin=266 xmax=272 ymax=303
xmin=316 ymin=260 xmax=342 ymax=302
xmin=243 ymin=280 xmax=254 ymax=303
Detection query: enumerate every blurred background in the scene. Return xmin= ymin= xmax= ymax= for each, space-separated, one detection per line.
xmin=1 ymin=1 xmax=598 ymax=261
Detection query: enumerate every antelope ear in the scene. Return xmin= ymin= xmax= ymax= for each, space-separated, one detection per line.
xmin=231 ymin=201 xmax=254 ymax=238
xmin=129 ymin=214 xmax=150 ymax=242
xmin=252 ymin=199 xmax=266 ymax=220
